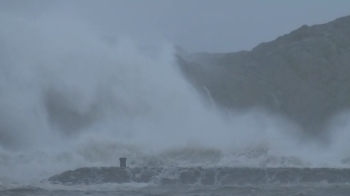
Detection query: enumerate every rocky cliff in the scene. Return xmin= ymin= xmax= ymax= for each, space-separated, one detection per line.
xmin=178 ymin=15 xmax=350 ymax=134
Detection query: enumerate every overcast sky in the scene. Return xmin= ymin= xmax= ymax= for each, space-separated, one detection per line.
xmin=1 ymin=0 xmax=350 ymax=53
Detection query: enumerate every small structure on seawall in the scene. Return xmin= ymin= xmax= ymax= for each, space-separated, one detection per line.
xmin=119 ymin=157 xmax=127 ymax=168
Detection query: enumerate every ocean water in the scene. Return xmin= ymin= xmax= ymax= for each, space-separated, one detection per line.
xmin=1 ymin=10 xmax=350 ymax=196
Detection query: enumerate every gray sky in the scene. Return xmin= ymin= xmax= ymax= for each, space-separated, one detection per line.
xmin=1 ymin=0 xmax=350 ymax=53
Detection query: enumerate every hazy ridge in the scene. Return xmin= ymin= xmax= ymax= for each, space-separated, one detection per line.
xmin=178 ymin=15 xmax=350 ymax=134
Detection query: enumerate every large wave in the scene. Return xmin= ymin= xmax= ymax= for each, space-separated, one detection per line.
xmin=0 ymin=10 xmax=350 ymax=185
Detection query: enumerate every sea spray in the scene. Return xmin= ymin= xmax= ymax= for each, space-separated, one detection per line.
xmin=1 ymin=10 xmax=350 ymax=187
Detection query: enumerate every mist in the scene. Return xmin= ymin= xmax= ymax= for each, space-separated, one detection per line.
xmin=0 ymin=1 xmax=350 ymax=186
xmin=1 ymin=0 xmax=350 ymax=52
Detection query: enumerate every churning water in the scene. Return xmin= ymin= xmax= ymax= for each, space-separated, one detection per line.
xmin=1 ymin=10 xmax=350 ymax=196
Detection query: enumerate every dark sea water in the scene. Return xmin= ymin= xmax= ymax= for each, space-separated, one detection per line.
xmin=3 ymin=167 xmax=350 ymax=196
xmin=2 ymin=183 xmax=350 ymax=196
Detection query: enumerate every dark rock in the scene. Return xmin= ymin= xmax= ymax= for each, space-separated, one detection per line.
xmin=47 ymin=167 xmax=350 ymax=185
xmin=100 ymin=167 xmax=131 ymax=183
xmin=177 ymin=15 xmax=350 ymax=135
xmin=48 ymin=167 xmax=131 ymax=185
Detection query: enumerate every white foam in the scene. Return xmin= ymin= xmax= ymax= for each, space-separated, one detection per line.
xmin=0 ymin=8 xmax=350 ymax=187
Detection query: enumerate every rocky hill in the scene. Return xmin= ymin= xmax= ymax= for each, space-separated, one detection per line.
xmin=177 ymin=15 xmax=350 ymax=134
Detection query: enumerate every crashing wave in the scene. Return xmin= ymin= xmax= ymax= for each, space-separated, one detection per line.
xmin=47 ymin=167 xmax=350 ymax=186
